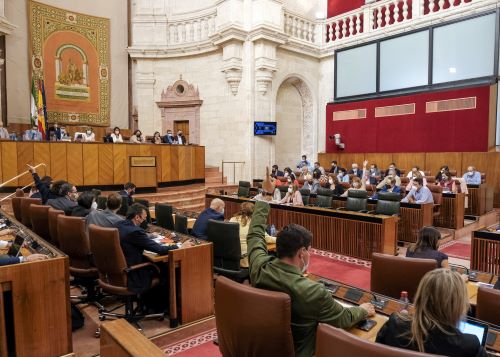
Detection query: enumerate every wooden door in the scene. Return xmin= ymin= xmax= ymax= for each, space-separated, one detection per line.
xmin=174 ymin=120 xmax=189 ymax=143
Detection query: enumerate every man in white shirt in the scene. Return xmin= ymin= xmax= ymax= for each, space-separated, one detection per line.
xmin=406 ymin=166 xmax=425 ymax=179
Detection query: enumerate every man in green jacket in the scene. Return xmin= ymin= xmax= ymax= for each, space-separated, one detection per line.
xmin=247 ymin=201 xmax=375 ymax=357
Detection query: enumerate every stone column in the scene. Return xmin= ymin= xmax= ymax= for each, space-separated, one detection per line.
xmin=135 ymin=59 xmax=156 ymax=134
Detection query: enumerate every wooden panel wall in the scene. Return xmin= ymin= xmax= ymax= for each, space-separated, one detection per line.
xmin=0 ymin=142 xmax=205 ymax=188
xmin=319 ymin=152 xmax=500 ymax=207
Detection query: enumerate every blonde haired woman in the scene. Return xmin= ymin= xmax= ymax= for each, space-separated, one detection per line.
xmin=279 ymin=183 xmax=303 ymax=206
xmin=229 ymin=202 xmax=276 ymax=268
xmin=376 ymin=269 xmax=486 ymax=357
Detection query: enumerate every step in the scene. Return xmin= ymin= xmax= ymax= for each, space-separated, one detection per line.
xmin=205 ymin=176 xmax=227 ymax=184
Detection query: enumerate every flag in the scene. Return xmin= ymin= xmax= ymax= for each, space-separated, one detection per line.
xmin=30 ymin=77 xmax=38 ymax=127
xmin=40 ymin=80 xmax=49 ymax=141
xmin=36 ymin=80 xmax=47 ymax=140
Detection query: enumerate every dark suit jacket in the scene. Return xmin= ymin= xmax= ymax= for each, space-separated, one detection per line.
xmin=191 ymin=208 xmax=224 ymax=240
xmin=115 ymin=219 xmax=177 ymax=293
xmin=163 ymin=135 xmax=175 ymax=144
xmin=47 ymin=196 xmax=77 ymax=214
xmin=385 ymin=168 xmax=402 ymax=177
xmin=271 ymin=170 xmax=284 ymax=178
xmin=69 ymin=206 xmax=91 ymax=217
xmin=0 ymin=255 xmax=20 ymax=266
xmin=118 ymin=190 xmax=134 ymax=207
xmin=348 ymin=168 xmax=363 ymax=178
xmin=32 ymin=172 xmax=58 ymax=204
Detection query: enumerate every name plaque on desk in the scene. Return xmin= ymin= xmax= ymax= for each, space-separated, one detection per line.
xmin=130 ymin=156 xmax=156 ymax=167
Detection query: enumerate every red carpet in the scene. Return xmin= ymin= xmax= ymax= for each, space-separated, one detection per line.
xmin=160 ymin=249 xmax=371 ymax=356
xmin=439 ymin=241 xmax=471 ymax=260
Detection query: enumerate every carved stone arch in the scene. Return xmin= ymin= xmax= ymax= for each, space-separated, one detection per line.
xmin=274 ymin=75 xmax=316 ymax=160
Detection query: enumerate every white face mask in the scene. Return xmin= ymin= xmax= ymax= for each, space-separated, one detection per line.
xmin=468 ymin=171 xmax=474 ymax=176
xmin=284 ymin=172 xmax=289 ymax=177
xmin=353 ymin=183 xmax=360 ymax=189
xmin=220 ymin=208 xmax=224 ymax=215
xmin=338 ymin=173 xmax=343 ymax=178
xmin=328 ymin=179 xmax=333 ymax=185
xmin=86 ymin=130 xmax=92 ymax=135
xmin=91 ymin=201 xmax=98 ymax=210
xmin=288 ymin=187 xmax=293 ymax=193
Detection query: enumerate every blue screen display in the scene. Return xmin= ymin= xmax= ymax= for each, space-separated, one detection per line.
xmin=254 ymin=122 xmax=277 ymax=135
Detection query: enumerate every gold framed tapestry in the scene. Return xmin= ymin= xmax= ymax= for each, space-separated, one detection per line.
xmin=29 ymin=1 xmax=110 ymax=126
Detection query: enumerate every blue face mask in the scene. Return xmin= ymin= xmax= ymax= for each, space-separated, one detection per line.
xmin=220 ymin=209 xmax=224 ymax=215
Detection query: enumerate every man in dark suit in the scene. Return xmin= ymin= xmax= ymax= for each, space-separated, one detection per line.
xmin=175 ymin=130 xmax=187 ymax=145
xmin=27 ymin=165 xmax=54 ymax=204
xmin=329 ymin=160 xmax=341 ymax=174
xmin=118 ymin=182 xmax=136 ymax=206
xmin=191 ymin=198 xmax=225 ymax=240
xmin=163 ymin=130 xmax=175 ymax=144
xmin=47 ymin=182 xmax=78 ymax=213
xmin=348 ymin=163 xmax=363 ymax=178
xmin=271 ymin=165 xmax=284 ymax=178
xmin=384 ymin=163 xmax=402 ymax=177
xmin=115 ymin=204 xmax=192 ymax=294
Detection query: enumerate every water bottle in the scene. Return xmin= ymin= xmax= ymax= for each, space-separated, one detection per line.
xmin=270 ymin=224 xmax=276 ymax=236
xmin=398 ymin=291 xmax=410 ymax=314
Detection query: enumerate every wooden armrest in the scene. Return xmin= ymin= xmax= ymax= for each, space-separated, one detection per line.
xmin=336 ymin=207 xmax=346 ymax=210
xmin=124 ymin=262 xmax=160 ymax=274
xmin=366 ymin=210 xmax=375 ymax=214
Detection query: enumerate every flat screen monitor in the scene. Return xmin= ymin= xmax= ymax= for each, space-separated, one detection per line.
xmin=458 ymin=319 xmax=488 ymax=346
xmin=254 ymin=122 xmax=277 ymax=136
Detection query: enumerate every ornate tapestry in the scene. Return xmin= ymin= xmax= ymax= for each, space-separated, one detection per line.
xmin=29 ymin=1 xmax=110 ymax=126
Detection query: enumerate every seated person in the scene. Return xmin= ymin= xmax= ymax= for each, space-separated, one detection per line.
xmin=368 ymin=163 xmax=380 ymax=185
xmin=302 ymin=172 xmax=320 ymax=194
xmin=435 ymin=165 xmax=449 ymax=182
xmin=406 ymin=166 xmax=425 ymax=179
xmin=406 ymin=170 xmax=427 ymax=191
xmin=313 ymin=162 xmax=325 ymax=175
xmin=341 ymin=160 xmax=368 ymax=197
xmin=284 ymin=173 xmax=299 ymax=187
xmin=0 ymin=228 xmax=48 ymax=265
xmin=326 ymin=175 xmax=344 ymax=196
xmin=329 ymin=160 xmax=341 ymax=174
xmin=110 ymin=127 xmax=123 ymax=143
xmin=337 ymin=168 xmax=349 ymax=183
xmin=115 ymin=204 xmax=192 ymax=295
xmin=191 ymin=198 xmax=225 ymax=240
xmin=0 ymin=121 xmax=9 ymax=140
xmin=68 ymin=191 xmax=95 ymax=217
xmin=151 ymin=131 xmax=162 ymax=144
xmin=376 ymin=169 xmax=401 ymax=189
xmin=119 ymin=182 xmax=136 ymax=206
xmin=279 ymin=184 xmax=303 ymax=206
xmin=371 ymin=177 xmax=401 ymax=199
xmin=24 ymin=125 xmax=42 ymax=141
xmin=462 ymin=166 xmax=481 ymax=185
xmin=438 ymin=170 xmax=457 ymax=193
xmin=401 ymin=177 xmax=434 ymax=204
xmin=247 ymin=201 xmax=374 ymax=356
xmin=283 ymin=167 xmax=297 ymax=182
xmin=163 ymin=129 xmax=174 ymax=144
xmin=271 ymin=164 xmax=284 ymax=178
xmin=384 ymin=163 xmax=401 ymax=177
xmin=347 ymin=163 xmax=362 ymax=178
xmin=298 ymin=166 xmax=310 ymax=180
xmin=86 ymin=192 xmax=124 ymax=230
xmin=406 ymin=226 xmax=448 ymax=268
xmin=229 ymin=202 xmax=276 ymax=268
xmin=376 ymin=269 xmax=486 ymax=357
xmin=296 ymin=154 xmax=311 ymax=170
xmin=130 ymin=130 xmax=144 ymax=143
xmin=47 ymin=183 xmax=78 ymax=213
xmin=83 ymin=127 xmax=95 ymax=142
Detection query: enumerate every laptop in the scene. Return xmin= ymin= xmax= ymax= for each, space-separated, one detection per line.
xmin=458 ymin=318 xmax=489 ymax=346
xmin=7 ymin=235 xmax=25 ymax=257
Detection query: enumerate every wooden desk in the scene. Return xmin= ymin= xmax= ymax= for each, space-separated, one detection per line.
xmin=0 ymin=212 xmax=72 ymax=357
xmin=471 ymin=229 xmax=500 ymax=275
xmin=433 ymin=192 xmax=465 ymax=229
xmin=207 ymin=194 xmax=398 ymax=261
xmin=398 ymin=202 xmax=433 ymax=243
xmin=466 ymin=184 xmax=494 ymax=216
xmin=142 ymin=231 xmax=213 ymax=328
xmin=0 ymin=141 xmax=205 ymax=188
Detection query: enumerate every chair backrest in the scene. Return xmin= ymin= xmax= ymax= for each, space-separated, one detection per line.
xmin=47 ymin=208 xmax=65 ymax=247
xmin=155 ymin=203 xmax=175 ymax=230
xmin=15 ymin=188 xmax=25 ymax=197
xmin=376 ymin=192 xmax=401 ymax=216
xmin=30 ymin=204 xmax=51 ymax=242
xmin=476 ymin=286 xmax=500 ymax=326
xmin=207 ymin=220 xmax=241 ymax=271
xmin=11 ymin=197 xmax=23 ymax=221
xmin=215 ymin=276 xmax=294 ymax=357
xmin=96 ymin=196 xmax=107 ymax=210
xmin=174 ymin=214 xmax=188 ymax=235
xmin=278 ymin=186 xmax=289 ymax=199
xmin=20 ymin=197 xmax=41 ymax=227
xmin=345 ymin=189 xmax=367 ymax=212
xmin=400 ymin=177 xmax=409 ymax=185
xmin=315 ymin=324 xmax=445 ymax=357
xmin=57 ymin=215 xmax=92 ymax=269
xmin=117 ymin=196 xmax=129 ymax=216
xmin=299 ymin=188 xmax=310 ymax=206
xmin=315 ymin=187 xmax=333 ymax=208
xmin=237 ymin=181 xmax=251 ymax=198
xmin=428 ymin=184 xmax=442 ymax=205
xmin=424 ymin=176 xmax=435 ymax=184
xmin=371 ymin=253 xmax=437 ymax=300
xmin=88 ymin=224 xmax=128 ymax=288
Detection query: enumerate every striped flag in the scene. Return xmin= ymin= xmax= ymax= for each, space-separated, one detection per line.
xmin=36 ymin=80 xmax=48 ymax=140
xmin=40 ymin=80 xmax=49 ymax=141
xmin=30 ymin=78 xmax=38 ymax=127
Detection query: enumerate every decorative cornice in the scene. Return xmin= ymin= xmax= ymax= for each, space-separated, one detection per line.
xmin=248 ymin=26 xmax=288 ymax=45
xmin=128 ymin=42 xmax=220 ymax=59
xmin=0 ymin=16 xmax=17 ymax=35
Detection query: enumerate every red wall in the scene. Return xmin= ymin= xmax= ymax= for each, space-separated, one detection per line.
xmin=328 ymin=0 xmax=366 ymax=18
xmin=325 ymin=86 xmax=491 ymax=153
